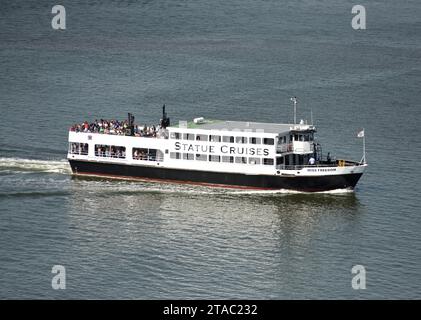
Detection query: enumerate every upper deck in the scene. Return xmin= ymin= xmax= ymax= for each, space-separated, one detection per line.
xmin=171 ymin=119 xmax=316 ymax=135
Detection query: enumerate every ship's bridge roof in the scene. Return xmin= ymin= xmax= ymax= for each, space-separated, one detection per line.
xmin=170 ymin=119 xmax=315 ymax=135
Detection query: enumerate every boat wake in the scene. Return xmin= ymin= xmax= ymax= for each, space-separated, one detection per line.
xmin=0 ymin=157 xmax=71 ymax=174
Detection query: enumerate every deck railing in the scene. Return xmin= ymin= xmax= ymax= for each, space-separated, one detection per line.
xmin=276 ymin=160 xmax=361 ymax=170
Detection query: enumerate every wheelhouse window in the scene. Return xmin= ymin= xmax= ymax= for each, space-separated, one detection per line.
xmin=236 ymin=136 xmax=247 ymax=144
xmin=95 ymin=144 xmax=126 ymax=158
xmin=303 ymin=133 xmax=313 ymax=141
xmin=209 ymin=135 xmax=221 ymax=142
xmin=263 ymin=158 xmax=274 ymax=165
xmin=183 ymin=133 xmax=195 ymax=141
xmin=222 ymin=136 xmax=235 ymax=143
xmin=263 ymin=138 xmax=274 ymax=145
xmin=278 ymin=136 xmax=287 ymax=144
xmin=170 ymin=132 xmax=181 ymax=140
xmin=69 ymin=142 xmax=88 ymax=155
xmin=250 ymin=137 xmax=261 ymax=145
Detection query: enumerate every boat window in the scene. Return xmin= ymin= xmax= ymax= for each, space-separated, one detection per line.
xmin=170 ymin=132 xmax=181 ymax=140
xmin=69 ymin=142 xmax=89 ymax=155
xmin=304 ymin=134 xmax=310 ymax=141
xmin=277 ymin=136 xmax=286 ymax=144
xmin=196 ymin=134 xmax=208 ymax=141
xmin=250 ymin=137 xmax=261 ymax=145
xmin=222 ymin=136 xmax=235 ymax=143
xmin=156 ymin=150 xmax=164 ymax=161
xmin=209 ymin=135 xmax=221 ymax=142
xmin=195 ymin=154 xmax=207 ymax=161
xmin=209 ymin=155 xmax=221 ymax=162
xmin=263 ymin=158 xmax=274 ymax=165
xmin=222 ymin=156 xmax=234 ymax=163
xmin=170 ymin=152 xmax=181 ymax=159
xmin=133 ymin=148 xmax=162 ymax=161
xmin=183 ymin=153 xmax=194 ymax=160
xmin=235 ymin=157 xmax=247 ymax=164
xmin=263 ymin=138 xmax=274 ymax=145
xmin=235 ymin=136 xmax=247 ymax=144
xmin=183 ymin=133 xmax=195 ymax=141
xmin=276 ymin=157 xmax=284 ymax=165
xmin=95 ymin=144 xmax=126 ymax=159
xmin=248 ymin=157 xmax=261 ymax=165
xmin=133 ymin=148 xmax=148 ymax=160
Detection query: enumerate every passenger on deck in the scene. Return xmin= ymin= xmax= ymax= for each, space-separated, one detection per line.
xmin=70 ymin=117 xmax=164 ymax=138
xmin=308 ymin=157 xmax=315 ymax=165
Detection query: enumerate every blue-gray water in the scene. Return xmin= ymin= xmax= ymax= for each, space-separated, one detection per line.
xmin=0 ymin=0 xmax=420 ymax=299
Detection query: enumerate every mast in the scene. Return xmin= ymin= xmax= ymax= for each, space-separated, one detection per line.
xmin=290 ymin=96 xmax=297 ymax=124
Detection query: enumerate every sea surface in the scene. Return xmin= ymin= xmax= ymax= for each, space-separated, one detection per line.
xmin=0 ymin=0 xmax=420 ymax=299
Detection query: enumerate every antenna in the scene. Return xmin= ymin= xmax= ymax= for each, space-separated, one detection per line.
xmin=290 ymin=96 xmax=297 ymax=124
xmin=311 ymin=108 xmax=313 ymax=125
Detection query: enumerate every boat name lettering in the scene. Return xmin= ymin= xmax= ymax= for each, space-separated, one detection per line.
xmin=174 ymin=142 xmax=269 ymax=156
xmin=307 ymin=168 xmax=337 ymax=172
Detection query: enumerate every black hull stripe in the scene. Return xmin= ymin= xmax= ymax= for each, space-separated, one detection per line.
xmin=68 ymin=160 xmax=363 ymax=192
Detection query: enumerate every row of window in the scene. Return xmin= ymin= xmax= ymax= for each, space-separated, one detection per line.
xmin=69 ymin=143 xmax=276 ymax=165
xmin=70 ymin=143 xmax=164 ymax=162
xmin=278 ymin=133 xmax=314 ymax=144
xmin=169 ymin=152 xmax=274 ymax=165
xmin=170 ymin=132 xmax=275 ymax=145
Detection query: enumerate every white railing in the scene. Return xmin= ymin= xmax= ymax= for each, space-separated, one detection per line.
xmin=276 ymin=160 xmax=361 ymax=170
xmin=69 ymin=150 xmax=89 ymax=156
xmin=95 ymin=152 xmax=126 ymax=159
xmin=133 ymin=156 xmax=164 ymax=162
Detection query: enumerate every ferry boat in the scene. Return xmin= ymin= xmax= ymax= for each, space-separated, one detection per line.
xmin=67 ymin=105 xmax=367 ymax=192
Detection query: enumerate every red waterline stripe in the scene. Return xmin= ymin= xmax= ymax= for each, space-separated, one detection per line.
xmin=72 ymin=171 xmax=274 ymax=190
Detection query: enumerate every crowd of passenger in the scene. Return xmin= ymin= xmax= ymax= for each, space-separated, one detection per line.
xmin=69 ymin=119 xmax=164 ymax=138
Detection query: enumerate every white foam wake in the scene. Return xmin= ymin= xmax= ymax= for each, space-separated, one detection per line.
xmin=0 ymin=157 xmax=71 ymax=174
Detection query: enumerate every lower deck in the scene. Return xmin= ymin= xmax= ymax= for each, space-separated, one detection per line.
xmin=68 ymin=159 xmax=365 ymax=192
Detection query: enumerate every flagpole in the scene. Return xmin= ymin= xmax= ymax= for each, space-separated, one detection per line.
xmin=358 ymin=128 xmax=366 ymax=164
xmin=363 ymin=129 xmax=366 ymax=164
